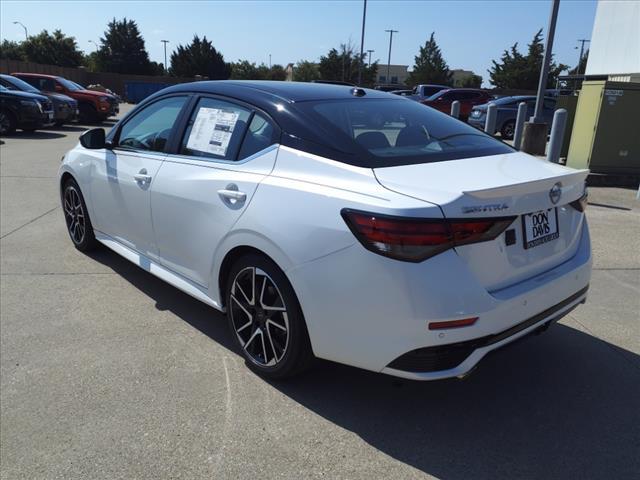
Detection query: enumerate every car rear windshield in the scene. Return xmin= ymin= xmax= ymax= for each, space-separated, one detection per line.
xmin=5 ymin=76 xmax=40 ymax=94
xmin=297 ymin=98 xmax=514 ymax=167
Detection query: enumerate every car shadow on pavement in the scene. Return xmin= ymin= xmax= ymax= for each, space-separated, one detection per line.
xmin=1 ymin=131 xmax=66 ymax=140
xmin=88 ymin=247 xmax=640 ymax=480
xmin=45 ymin=125 xmax=89 ymax=133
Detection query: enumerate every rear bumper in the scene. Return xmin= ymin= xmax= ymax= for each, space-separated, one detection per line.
xmin=383 ymin=285 xmax=588 ymax=380
xmin=287 ymin=219 xmax=591 ymax=380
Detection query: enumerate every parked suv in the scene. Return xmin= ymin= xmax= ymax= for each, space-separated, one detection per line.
xmin=0 ymin=85 xmax=54 ymax=134
xmin=421 ymin=88 xmax=493 ymax=121
xmin=12 ymin=73 xmax=118 ymax=122
xmin=0 ymin=74 xmax=78 ymax=126
xmin=468 ymin=96 xmax=557 ymax=139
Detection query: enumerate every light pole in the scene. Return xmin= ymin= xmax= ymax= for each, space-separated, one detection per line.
xmin=269 ymin=53 xmax=272 ymax=69
xmin=531 ymin=0 xmax=560 ymax=123
xmin=385 ymin=29 xmax=398 ymax=84
xmin=367 ymin=49 xmax=374 ymax=67
xmin=88 ymin=40 xmax=98 ymax=52
xmin=13 ymin=21 xmax=28 ymax=41
xmin=575 ymin=39 xmax=590 ymax=74
xmin=161 ymin=40 xmax=170 ymax=75
xmin=358 ymin=0 xmax=367 ymax=85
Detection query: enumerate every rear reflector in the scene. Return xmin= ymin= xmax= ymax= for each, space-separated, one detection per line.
xmin=341 ymin=209 xmax=516 ymax=262
xmin=428 ymin=317 xmax=479 ymax=330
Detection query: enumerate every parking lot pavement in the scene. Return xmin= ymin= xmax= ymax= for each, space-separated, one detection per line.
xmin=1 ymin=109 xmax=639 ymax=480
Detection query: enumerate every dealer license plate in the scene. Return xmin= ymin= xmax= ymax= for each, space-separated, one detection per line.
xmin=522 ymin=208 xmax=559 ymax=249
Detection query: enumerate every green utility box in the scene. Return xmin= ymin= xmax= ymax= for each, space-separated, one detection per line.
xmin=566 ymin=80 xmax=640 ymax=175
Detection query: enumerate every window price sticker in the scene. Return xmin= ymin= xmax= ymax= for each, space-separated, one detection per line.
xmin=186 ymin=107 xmax=240 ymax=157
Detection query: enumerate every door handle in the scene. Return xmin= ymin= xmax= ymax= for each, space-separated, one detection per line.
xmin=134 ymin=168 xmax=152 ymax=184
xmin=218 ymin=189 xmax=247 ymax=203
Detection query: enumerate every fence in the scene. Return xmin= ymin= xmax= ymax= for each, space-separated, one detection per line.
xmin=0 ymin=59 xmax=194 ymax=101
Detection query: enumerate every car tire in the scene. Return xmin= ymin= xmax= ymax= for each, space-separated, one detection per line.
xmin=501 ymin=120 xmax=516 ymax=140
xmin=0 ymin=110 xmax=17 ymax=135
xmin=62 ymin=178 xmax=98 ymax=252
xmin=225 ymin=254 xmax=314 ymax=380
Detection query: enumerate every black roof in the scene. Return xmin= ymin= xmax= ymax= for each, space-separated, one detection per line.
xmin=161 ymin=80 xmax=392 ymax=103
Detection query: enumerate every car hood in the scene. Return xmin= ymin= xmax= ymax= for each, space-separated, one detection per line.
xmin=47 ymin=92 xmax=76 ymax=103
xmin=76 ymin=89 xmax=114 ymax=99
xmin=1 ymin=89 xmax=49 ymax=102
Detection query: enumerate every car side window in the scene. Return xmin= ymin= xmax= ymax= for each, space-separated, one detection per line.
xmin=118 ymin=96 xmax=187 ymax=152
xmin=0 ymin=79 xmax=13 ymax=89
xmin=180 ymin=97 xmax=252 ymax=161
xmin=238 ymin=113 xmax=276 ymax=159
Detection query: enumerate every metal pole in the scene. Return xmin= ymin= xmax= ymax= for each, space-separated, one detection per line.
xmin=367 ymin=49 xmax=374 ymax=67
xmin=513 ymin=102 xmax=528 ymax=149
xmin=532 ymin=0 xmax=560 ymax=123
xmin=13 ymin=21 xmax=28 ymax=40
xmin=269 ymin=54 xmax=272 ymax=69
xmin=546 ymin=109 xmax=567 ymax=163
xmin=576 ymin=39 xmax=590 ymax=74
xmin=161 ymin=40 xmax=169 ymax=74
xmin=385 ymin=29 xmax=398 ymax=83
xmin=485 ymin=102 xmax=497 ymax=135
xmin=358 ymin=0 xmax=367 ymax=86
xmin=450 ymin=100 xmax=460 ymax=119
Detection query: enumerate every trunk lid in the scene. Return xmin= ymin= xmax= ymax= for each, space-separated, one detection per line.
xmin=374 ymin=152 xmax=589 ymax=291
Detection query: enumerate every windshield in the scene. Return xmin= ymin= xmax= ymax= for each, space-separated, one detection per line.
xmin=298 ymin=98 xmax=514 ymax=167
xmin=57 ymin=78 xmax=84 ymax=91
xmin=3 ymin=76 xmax=40 ymax=93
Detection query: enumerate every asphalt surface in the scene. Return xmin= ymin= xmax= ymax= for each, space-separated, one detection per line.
xmin=1 ymin=105 xmax=639 ymax=479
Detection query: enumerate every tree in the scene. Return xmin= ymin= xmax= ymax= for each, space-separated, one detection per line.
xmin=20 ymin=30 xmax=83 ymax=67
xmin=407 ymin=32 xmax=453 ymax=87
xmin=294 ymin=60 xmax=320 ymax=82
xmin=170 ymin=35 xmax=230 ymax=79
xmin=95 ymin=18 xmax=155 ymax=75
xmin=230 ymin=60 xmax=287 ymax=81
xmin=569 ymin=49 xmax=589 ymax=75
xmin=488 ymin=29 xmax=568 ymax=89
xmin=0 ymin=40 xmax=24 ymax=61
xmin=230 ymin=60 xmax=260 ymax=79
xmin=461 ymin=74 xmax=482 ymax=88
xmin=318 ymin=42 xmax=377 ymax=86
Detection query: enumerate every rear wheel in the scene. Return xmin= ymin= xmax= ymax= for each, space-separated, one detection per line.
xmin=62 ymin=178 xmax=98 ymax=251
xmin=501 ymin=120 xmax=516 ymax=140
xmin=0 ymin=110 xmax=16 ymax=135
xmin=225 ymin=254 xmax=313 ymax=379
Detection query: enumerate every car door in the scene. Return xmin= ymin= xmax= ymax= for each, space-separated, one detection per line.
xmin=90 ymin=95 xmax=188 ymax=260
xmin=151 ymin=96 xmax=279 ymax=287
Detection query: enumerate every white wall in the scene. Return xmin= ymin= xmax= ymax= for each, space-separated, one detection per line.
xmin=586 ymin=0 xmax=640 ymax=76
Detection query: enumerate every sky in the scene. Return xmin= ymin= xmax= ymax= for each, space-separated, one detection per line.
xmin=0 ymin=0 xmax=598 ymax=85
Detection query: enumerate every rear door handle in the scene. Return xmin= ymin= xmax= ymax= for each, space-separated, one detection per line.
xmin=218 ymin=189 xmax=247 ymax=203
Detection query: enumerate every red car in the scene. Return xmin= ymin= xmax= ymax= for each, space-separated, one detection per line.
xmin=421 ymin=88 xmax=493 ymax=121
xmin=12 ymin=73 xmax=119 ymax=122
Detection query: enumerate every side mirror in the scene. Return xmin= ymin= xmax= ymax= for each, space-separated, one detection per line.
xmin=54 ymin=84 xmax=64 ymax=93
xmin=79 ymin=128 xmax=106 ymax=149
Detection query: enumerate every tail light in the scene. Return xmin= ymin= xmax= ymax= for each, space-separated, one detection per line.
xmin=341 ymin=209 xmax=516 ymax=262
xmin=570 ymin=190 xmax=588 ymax=212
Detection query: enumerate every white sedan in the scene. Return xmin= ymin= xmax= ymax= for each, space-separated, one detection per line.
xmin=59 ymin=81 xmax=591 ymax=380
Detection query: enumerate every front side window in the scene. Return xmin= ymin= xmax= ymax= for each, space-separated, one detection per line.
xmin=180 ymin=98 xmax=253 ymax=161
xmin=298 ymin=98 xmax=514 ymax=167
xmin=118 ymin=96 xmax=187 ymax=152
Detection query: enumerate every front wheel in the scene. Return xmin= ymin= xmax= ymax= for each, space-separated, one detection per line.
xmin=0 ymin=110 xmax=16 ymax=135
xmin=62 ymin=178 xmax=98 ymax=251
xmin=225 ymin=254 xmax=313 ymax=379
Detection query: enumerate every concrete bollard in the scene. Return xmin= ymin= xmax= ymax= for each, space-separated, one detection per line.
xmin=513 ymin=102 xmax=528 ymax=149
xmin=450 ymin=100 xmax=460 ymax=119
xmin=546 ymin=108 xmax=567 ymax=163
xmin=484 ymin=102 xmax=497 ymax=135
